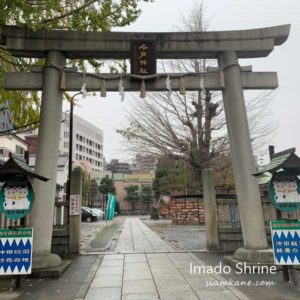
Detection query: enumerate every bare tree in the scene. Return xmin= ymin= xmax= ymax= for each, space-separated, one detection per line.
xmin=118 ymin=1 xmax=276 ymax=178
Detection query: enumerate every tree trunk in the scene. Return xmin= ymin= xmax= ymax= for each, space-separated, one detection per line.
xmin=150 ymin=207 xmax=159 ymax=220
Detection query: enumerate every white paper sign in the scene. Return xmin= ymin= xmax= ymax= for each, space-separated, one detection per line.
xmin=69 ymin=194 xmax=81 ymax=216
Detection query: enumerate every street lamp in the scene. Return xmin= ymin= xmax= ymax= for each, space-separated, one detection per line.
xmin=66 ymin=92 xmax=82 ymax=202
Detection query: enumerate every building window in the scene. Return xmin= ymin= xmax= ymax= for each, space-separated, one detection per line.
xmin=15 ymin=145 xmax=25 ymax=155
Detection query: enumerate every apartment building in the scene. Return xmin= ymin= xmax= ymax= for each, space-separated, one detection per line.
xmin=134 ymin=154 xmax=157 ymax=173
xmin=59 ymin=114 xmax=104 ymax=172
xmin=106 ymin=159 xmax=131 ymax=174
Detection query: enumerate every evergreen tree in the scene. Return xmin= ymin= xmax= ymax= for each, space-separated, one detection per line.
xmin=124 ymin=185 xmax=140 ymax=212
xmin=140 ymin=185 xmax=154 ymax=213
xmin=99 ymin=176 xmax=116 ymax=195
xmin=99 ymin=175 xmax=116 ymax=211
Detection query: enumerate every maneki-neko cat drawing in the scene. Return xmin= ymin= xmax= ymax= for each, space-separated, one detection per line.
xmin=273 ymin=180 xmax=300 ymax=203
xmin=3 ymin=186 xmax=31 ymax=210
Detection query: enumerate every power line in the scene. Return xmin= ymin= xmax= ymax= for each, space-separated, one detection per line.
xmin=0 ymin=121 xmax=39 ymax=136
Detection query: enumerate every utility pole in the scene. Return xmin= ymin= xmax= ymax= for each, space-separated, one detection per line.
xmin=66 ymin=92 xmax=82 ymax=203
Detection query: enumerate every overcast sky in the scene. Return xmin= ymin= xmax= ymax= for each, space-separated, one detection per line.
xmin=71 ymin=0 xmax=299 ymax=162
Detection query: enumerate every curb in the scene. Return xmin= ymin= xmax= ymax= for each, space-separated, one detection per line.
xmin=74 ymin=255 xmax=103 ymax=300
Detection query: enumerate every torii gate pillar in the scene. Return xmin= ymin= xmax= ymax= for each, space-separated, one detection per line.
xmin=30 ymin=51 xmax=66 ymax=269
xmin=218 ymin=51 xmax=272 ymax=261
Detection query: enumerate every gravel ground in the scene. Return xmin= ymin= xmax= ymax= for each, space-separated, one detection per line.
xmin=81 ymin=216 xmax=124 ymax=253
xmin=144 ymin=218 xmax=207 ymax=251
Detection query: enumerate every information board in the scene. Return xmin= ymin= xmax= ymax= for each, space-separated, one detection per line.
xmin=0 ymin=228 xmax=33 ymax=275
xmin=271 ymin=221 xmax=300 ymax=265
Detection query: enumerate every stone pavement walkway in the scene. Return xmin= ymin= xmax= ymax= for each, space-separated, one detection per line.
xmin=115 ymin=218 xmax=173 ymax=253
xmin=83 ymin=218 xmax=249 ymax=300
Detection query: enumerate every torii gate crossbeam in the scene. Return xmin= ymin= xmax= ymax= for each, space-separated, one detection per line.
xmin=4 ymin=71 xmax=278 ymax=91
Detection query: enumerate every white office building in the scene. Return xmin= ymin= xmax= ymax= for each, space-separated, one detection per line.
xmin=59 ymin=114 xmax=104 ymax=172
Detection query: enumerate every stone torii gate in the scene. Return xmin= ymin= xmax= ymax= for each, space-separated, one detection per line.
xmin=1 ymin=24 xmax=290 ymax=269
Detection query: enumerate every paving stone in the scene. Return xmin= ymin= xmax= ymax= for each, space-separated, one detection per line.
xmin=96 ymin=266 xmax=123 ymax=276
xmin=115 ymin=218 xmax=172 ymax=253
xmin=146 ymin=254 xmax=167 ymax=260
xmin=124 ymin=262 xmax=149 ymax=271
xmin=90 ymin=275 xmax=123 ymax=288
xmin=123 ymin=280 xmax=157 ymax=294
xmin=152 ymin=273 xmax=187 ymax=286
xmin=103 ymin=255 xmax=124 ymax=260
xmin=85 ymin=287 xmax=121 ymax=300
xmin=196 ymin=290 xmax=239 ymax=300
xmin=150 ymin=266 xmax=178 ymax=275
xmin=101 ymin=260 xmax=124 ymax=267
xmin=178 ymin=267 xmax=207 ymax=278
xmin=125 ymin=254 xmax=147 ymax=262
xmin=171 ymin=260 xmax=193 ymax=269
xmin=157 ymin=284 xmax=199 ymax=300
xmin=123 ymin=270 xmax=153 ymax=281
xmin=167 ymin=253 xmax=191 ymax=261
xmin=122 ymin=293 xmax=160 ymax=300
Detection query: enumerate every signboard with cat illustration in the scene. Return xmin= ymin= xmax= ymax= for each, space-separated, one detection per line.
xmin=0 ymin=175 xmax=34 ymax=219
xmin=269 ymin=170 xmax=300 ymax=212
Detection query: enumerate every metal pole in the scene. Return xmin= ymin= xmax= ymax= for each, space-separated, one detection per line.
xmin=66 ymin=92 xmax=81 ymax=203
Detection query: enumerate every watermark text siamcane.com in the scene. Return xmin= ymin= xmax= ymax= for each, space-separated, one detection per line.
xmin=190 ymin=262 xmax=277 ymax=287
